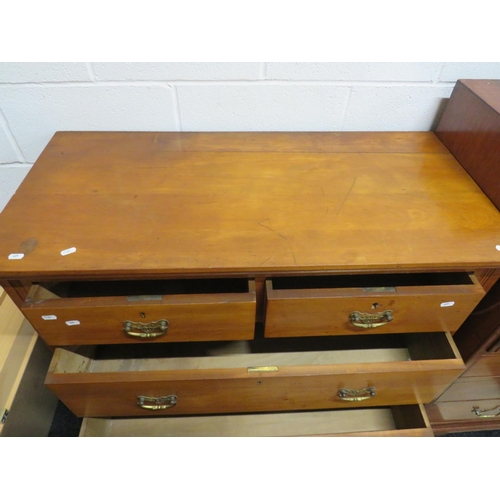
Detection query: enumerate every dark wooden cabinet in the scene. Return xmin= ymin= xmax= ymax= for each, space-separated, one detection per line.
xmin=426 ymin=80 xmax=500 ymax=434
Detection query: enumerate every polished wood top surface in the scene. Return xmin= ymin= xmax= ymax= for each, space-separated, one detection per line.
xmin=0 ymin=132 xmax=500 ymax=279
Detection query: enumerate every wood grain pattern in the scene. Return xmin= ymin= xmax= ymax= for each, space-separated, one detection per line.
xmin=46 ymin=366 xmax=464 ymax=418
xmin=434 ymin=376 xmax=500 ymax=402
xmin=474 ymin=268 xmax=500 ymax=293
xmin=78 ymin=404 xmax=433 ymax=437
xmin=0 ymin=280 xmax=32 ymax=308
xmin=428 ymin=398 xmax=500 ymax=432
xmin=436 ymin=80 xmax=500 ymax=210
xmin=0 ymin=132 xmax=499 ymax=281
xmin=461 ymin=354 xmax=500 ymax=377
xmin=427 ymin=399 xmax=500 ymax=422
xmin=46 ymin=334 xmax=464 ymax=417
xmin=451 ymin=278 xmax=500 ymax=362
xmin=265 ymin=279 xmax=484 ymax=337
xmin=0 ymin=115 xmax=498 ymax=434
xmin=21 ymin=282 xmax=256 ymax=345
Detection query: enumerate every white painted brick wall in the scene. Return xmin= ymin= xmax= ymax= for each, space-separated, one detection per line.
xmin=0 ymin=63 xmax=91 ymax=83
xmin=92 ymin=62 xmax=262 ymax=81
xmin=0 ymin=125 xmax=19 ymax=164
xmin=266 ymin=62 xmax=442 ymax=81
xmin=1 ymin=62 xmax=500 ymax=210
xmin=344 ymin=85 xmax=453 ymax=131
xmin=0 ymin=84 xmax=178 ymax=163
xmin=177 ymin=84 xmax=350 ymax=131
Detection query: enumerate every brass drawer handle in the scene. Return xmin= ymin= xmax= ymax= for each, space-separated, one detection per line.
xmin=472 ymin=405 xmax=500 ymax=418
xmin=338 ymin=387 xmax=376 ymax=402
xmin=137 ymin=395 xmax=177 ymax=411
xmin=124 ymin=319 xmax=168 ymax=338
xmin=350 ymin=310 xmax=393 ymax=329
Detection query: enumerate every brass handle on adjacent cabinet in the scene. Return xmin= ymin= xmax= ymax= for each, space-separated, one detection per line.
xmin=124 ymin=319 xmax=168 ymax=338
xmin=137 ymin=395 xmax=177 ymax=410
xmin=350 ymin=310 xmax=393 ymax=329
xmin=472 ymin=405 xmax=500 ymax=418
xmin=338 ymin=387 xmax=376 ymax=402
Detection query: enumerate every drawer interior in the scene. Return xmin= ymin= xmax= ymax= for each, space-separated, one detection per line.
xmin=430 ymin=399 xmax=500 ymax=421
xmin=33 ymin=278 xmax=252 ymax=299
xmin=270 ymin=272 xmax=475 ymax=290
xmin=79 ymin=405 xmax=432 ymax=437
xmin=51 ymin=330 xmax=460 ymax=374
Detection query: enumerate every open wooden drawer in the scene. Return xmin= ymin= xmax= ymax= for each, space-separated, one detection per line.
xmin=79 ymin=404 xmax=433 ymax=437
xmin=45 ymin=331 xmax=464 ymax=418
xmin=428 ymin=399 xmax=500 ymax=422
xmin=265 ymin=272 xmax=485 ymax=338
xmin=21 ymin=278 xmax=256 ymax=345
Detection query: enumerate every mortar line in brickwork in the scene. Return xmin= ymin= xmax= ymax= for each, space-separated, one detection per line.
xmin=162 ymin=80 xmax=456 ymax=87
xmin=435 ymin=63 xmax=446 ymax=83
xmin=340 ymin=86 xmax=353 ymax=130
xmin=0 ymin=109 xmax=25 ymax=163
xmin=0 ymin=81 xmax=174 ymax=88
xmin=0 ymin=162 xmax=33 ymax=168
xmin=85 ymin=62 xmax=97 ymax=82
xmin=172 ymin=85 xmax=182 ymax=131
xmin=259 ymin=62 xmax=267 ymax=79
xmin=0 ymin=81 xmax=458 ymax=88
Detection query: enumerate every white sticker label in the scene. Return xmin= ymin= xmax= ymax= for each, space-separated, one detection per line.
xmin=496 ymin=245 xmax=500 ymax=251
xmin=42 ymin=315 xmax=57 ymax=320
xmin=440 ymin=301 xmax=455 ymax=308
xmin=8 ymin=253 xmax=24 ymax=260
xmin=61 ymin=247 xmax=77 ymax=256
xmin=65 ymin=320 xmax=80 ymax=326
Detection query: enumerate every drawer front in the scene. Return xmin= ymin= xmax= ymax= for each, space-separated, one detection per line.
xmin=22 ymin=281 xmax=256 ymax=345
xmin=434 ymin=376 xmax=500 ymax=403
xmin=79 ymin=405 xmax=433 ymax=437
xmin=265 ymin=276 xmax=484 ymax=338
xmin=45 ymin=332 xmax=464 ymax=418
xmin=430 ymin=399 xmax=500 ymax=421
xmin=461 ymin=354 xmax=500 ymax=378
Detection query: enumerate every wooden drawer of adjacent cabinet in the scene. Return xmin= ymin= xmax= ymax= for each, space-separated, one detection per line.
xmin=429 ymin=399 xmax=500 ymax=421
xmin=79 ymin=404 xmax=433 ymax=437
xmin=265 ymin=273 xmax=484 ymax=338
xmin=45 ymin=331 xmax=464 ymax=418
xmin=434 ymin=376 xmax=500 ymax=402
xmin=22 ymin=279 xmax=256 ymax=345
xmin=460 ymin=354 xmax=500 ymax=378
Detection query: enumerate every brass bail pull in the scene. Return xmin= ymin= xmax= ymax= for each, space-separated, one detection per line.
xmin=338 ymin=387 xmax=376 ymax=402
xmin=123 ymin=319 xmax=169 ymax=338
xmin=350 ymin=310 xmax=393 ymax=329
xmin=137 ymin=395 xmax=177 ymax=411
xmin=472 ymin=405 xmax=500 ymax=418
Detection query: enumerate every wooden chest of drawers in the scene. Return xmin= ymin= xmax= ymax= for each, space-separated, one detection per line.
xmin=1 ymin=80 xmax=500 ymax=437
xmin=426 ymin=279 xmax=500 ymax=434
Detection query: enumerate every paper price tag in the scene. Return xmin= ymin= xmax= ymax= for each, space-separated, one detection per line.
xmin=61 ymin=247 xmax=77 ymax=256
xmin=8 ymin=253 xmax=24 ymax=260
xmin=440 ymin=301 xmax=455 ymax=308
xmin=65 ymin=320 xmax=80 ymax=326
xmin=42 ymin=315 xmax=57 ymax=320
